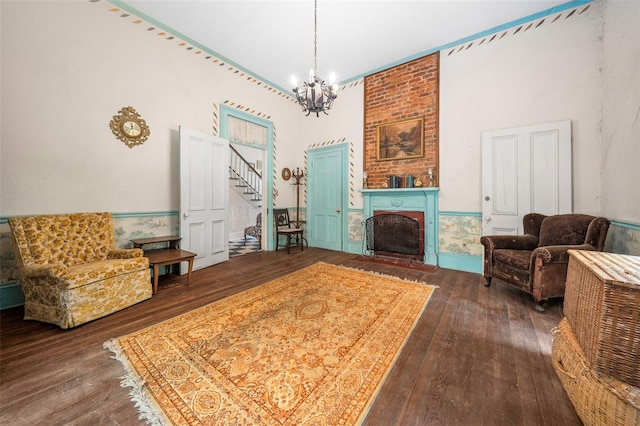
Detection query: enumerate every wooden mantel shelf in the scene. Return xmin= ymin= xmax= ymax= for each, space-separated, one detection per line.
xmin=361 ymin=187 xmax=440 ymax=193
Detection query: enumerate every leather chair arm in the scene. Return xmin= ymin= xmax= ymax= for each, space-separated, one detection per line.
xmin=532 ymin=244 xmax=595 ymax=264
xmin=107 ymin=248 xmax=144 ymax=259
xmin=23 ymin=263 xmax=68 ymax=278
xmin=480 ymin=234 xmax=539 ymax=251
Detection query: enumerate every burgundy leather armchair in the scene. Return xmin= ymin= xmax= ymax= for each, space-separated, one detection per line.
xmin=480 ymin=213 xmax=610 ymax=311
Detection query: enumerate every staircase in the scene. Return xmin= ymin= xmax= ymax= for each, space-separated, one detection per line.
xmin=229 ymin=145 xmax=262 ymax=207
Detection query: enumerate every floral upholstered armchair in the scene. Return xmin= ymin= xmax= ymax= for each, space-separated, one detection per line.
xmin=8 ymin=212 xmax=152 ymax=328
xmin=480 ymin=213 xmax=610 ymax=311
xmin=244 ymin=212 xmax=262 ymax=246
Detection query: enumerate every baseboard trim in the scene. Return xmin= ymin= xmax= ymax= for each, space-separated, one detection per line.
xmin=438 ymin=252 xmax=482 ymax=274
xmin=346 ymin=241 xmax=364 ymax=255
xmin=0 ymin=281 xmax=25 ymax=310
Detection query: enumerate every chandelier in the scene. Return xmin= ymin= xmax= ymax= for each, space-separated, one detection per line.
xmin=292 ymin=0 xmax=338 ymax=117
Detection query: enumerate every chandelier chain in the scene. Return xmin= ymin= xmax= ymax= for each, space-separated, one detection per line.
xmin=314 ymin=0 xmax=318 ymax=75
xmin=292 ymin=0 xmax=337 ymax=117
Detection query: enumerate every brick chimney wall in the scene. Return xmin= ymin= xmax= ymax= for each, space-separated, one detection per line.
xmin=364 ymin=52 xmax=439 ymax=188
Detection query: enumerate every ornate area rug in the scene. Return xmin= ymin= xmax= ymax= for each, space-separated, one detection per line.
xmin=104 ymin=262 xmax=435 ymax=425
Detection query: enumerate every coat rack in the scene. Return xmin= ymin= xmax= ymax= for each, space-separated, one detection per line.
xmin=291 ymin=167 xmax=305 ymax=227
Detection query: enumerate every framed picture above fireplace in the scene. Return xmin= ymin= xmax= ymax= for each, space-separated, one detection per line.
xmin=376 ymin=117 xmax=424 ymax=161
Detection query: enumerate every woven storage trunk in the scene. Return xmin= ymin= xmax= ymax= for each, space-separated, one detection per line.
xmin=563 ymin=250 xmax=640 ymax=387
xmin=552 ymin=318 xmax=640 ymax=426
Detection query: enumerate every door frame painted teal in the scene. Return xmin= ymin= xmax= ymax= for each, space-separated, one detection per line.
xmin=219 ymin=105 xmax=275 ymax=250
xmin=307 ymin=143 xmax=349 ymax=251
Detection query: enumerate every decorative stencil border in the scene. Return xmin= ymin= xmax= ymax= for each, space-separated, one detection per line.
xmin=212 ymin=102 xmax=219 ymax=136
xmin=221 ymin=100 xmax=272 ymax=120
xmin=305 ymin=139 xmax=356 ymax=207
xmin=342 ymin=79 xmax=364 ymax=90
xmin=446 ymin=4 xmax=591 ymax=56
xmin=98 ymin=1 xmax=348 ymax=103
xmin=272 ymin=124 xmax=278 ymax=206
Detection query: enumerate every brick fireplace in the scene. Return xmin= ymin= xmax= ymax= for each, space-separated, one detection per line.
xmin=364 ymin=52 xmax=439 ymax=189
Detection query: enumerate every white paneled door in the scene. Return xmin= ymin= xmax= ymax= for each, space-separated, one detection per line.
xmin=180 ymin=126 xmax=229 ymax=272
xmin=481 ymin=120 xmax=572 ymax=235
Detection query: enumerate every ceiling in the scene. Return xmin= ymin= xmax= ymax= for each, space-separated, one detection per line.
xmin=120 ymin=0 xmax=573 ymax=92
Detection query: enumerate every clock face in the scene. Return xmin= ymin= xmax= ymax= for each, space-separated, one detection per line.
xmin=122 ymin=120 xmax=142 ymax=137
xmin=109 ymin=106 xmax=150 ymax=148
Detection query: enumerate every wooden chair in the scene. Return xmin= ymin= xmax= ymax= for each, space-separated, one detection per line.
xmin=274 ymin=208 xmax=304 ymax=253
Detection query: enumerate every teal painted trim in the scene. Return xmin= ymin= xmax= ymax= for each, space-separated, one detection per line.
xmin=346 ymin=242 xmax=363 ymax=255
xmin=438 ymin=252 xmax=483 ymax=275
xmin=221 ymin=108 xmax=273 ymax=134
xmin=429 ymin=194 xmax=440 ymax=266
xmin=220 ymin=105 xmax=275 ymax=250
xmin=112 ymin=211 xmax=178 ymax=218
xmin=0 ymin=281 xmax=25 ymax=310
xmin=439 ymin=211 xmax=482 ymax=217
xmin=611 ymin=220 xmax=640 ymax=231
xmin=107 ymin=1 xmax=292 ymax=97
xmin=341 ymin=0 xmax=592 ymax=86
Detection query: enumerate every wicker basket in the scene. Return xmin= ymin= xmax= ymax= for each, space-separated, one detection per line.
xmin=552 ymin=318 xmax=640 ymax=426
xmin=563 ymin=250 xmax=640 ymax=387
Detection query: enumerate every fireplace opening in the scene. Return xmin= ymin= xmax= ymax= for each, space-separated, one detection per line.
xmin=364 ymin=212 xmax=424 ymax=263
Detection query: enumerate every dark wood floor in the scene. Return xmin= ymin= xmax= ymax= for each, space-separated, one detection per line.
xmin=0 ymin=248 xmax=581 ymax=425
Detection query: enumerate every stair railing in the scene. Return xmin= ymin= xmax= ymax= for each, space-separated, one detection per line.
xmin=229 ymin=145 xmax=262 ymax=202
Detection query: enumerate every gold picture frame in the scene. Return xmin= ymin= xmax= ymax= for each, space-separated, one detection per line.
xmin=376 ymin=117 xmax=424 ymax=161
xmin=281 ymin=167 xmax=292 ymax=181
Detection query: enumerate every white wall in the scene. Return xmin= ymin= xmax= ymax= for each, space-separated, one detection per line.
xmin=290 ymin=81 xmax=366 ymax=209
xmin=0 ymin=1 xmax=299 ymax=216
xmin=439 ymin=2 xmax=603 ymax=215
xmin=601 ymin=0 xmax=640 ymax=224
xmin=2 ymin=0 xmax=636 ymax=229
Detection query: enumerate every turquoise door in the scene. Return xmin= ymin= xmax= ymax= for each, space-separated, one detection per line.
xmin=307 ymin=145 xmax=348 ymax=251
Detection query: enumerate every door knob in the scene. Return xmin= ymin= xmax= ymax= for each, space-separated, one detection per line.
xmin=336 ymin=209 xmax=341 ymax=213
xmin=183 ymin=212 xmax=189 ymax=218
xmin=485 ymin=217 xmax=492 ymax=222
xmin=484 ymin=196 xmax=490 ymax=201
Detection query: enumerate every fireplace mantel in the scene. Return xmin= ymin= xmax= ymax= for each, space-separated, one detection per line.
xmin=361 ymin=188 xmax=439 ymax=265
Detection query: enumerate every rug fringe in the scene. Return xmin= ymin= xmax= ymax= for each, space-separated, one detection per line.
xmin=103 ymin=339 xmax=168 ymax=426
xmin=336 ymin=262 xmax=440 ymax=288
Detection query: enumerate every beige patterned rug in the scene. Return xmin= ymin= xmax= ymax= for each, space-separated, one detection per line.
xmin=104 ymin=262 xmax=435 ymax=425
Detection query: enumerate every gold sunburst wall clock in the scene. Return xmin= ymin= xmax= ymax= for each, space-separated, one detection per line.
xmin=109 ymin=106 xmax=150 ymax=148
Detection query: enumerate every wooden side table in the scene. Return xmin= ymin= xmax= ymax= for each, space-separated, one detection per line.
xmin=131 ymin=236 xmax=196 ymax=295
